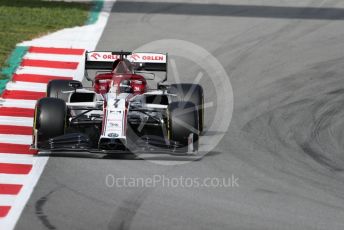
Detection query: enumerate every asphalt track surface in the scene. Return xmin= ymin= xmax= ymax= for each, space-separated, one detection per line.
xmin=16 ymin=0 xmax=344 ymax=229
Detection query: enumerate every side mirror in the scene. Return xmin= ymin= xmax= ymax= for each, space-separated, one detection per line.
xmin=69 ymin=81 xmax=82 ymax=91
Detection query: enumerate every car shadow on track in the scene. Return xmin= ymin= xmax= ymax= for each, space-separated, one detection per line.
xmin=37 ymin=152 xmax=138 ymax=160
xmin=36 ymin=150 xmax=222 ymax=161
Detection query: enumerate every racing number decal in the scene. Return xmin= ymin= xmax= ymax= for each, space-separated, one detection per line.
xmin=114 ymin=99 xmax=120 ymax=108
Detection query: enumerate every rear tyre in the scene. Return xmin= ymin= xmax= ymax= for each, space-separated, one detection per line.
xmin=168 ymin=101 xmax=199 ymax=153
xmin=47 ymin=79 xmax=82 ymax=102
xmin=169 ymin=84 xmax=204 ymax=133
xmin=34 ymin=97 xmax=67 ymax=146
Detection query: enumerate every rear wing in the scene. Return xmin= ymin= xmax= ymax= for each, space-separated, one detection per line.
xmin=85 ymin=51 xmax=168 ymax=72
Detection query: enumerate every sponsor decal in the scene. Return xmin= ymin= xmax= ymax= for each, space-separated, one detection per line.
xmin=142 ymin=55 xmax=164 ymax=61
xmin=108 ymin=122 xmax=119 ymax=128
xmin=91 ymin=52 xmax=101 ymax=60
xmin=109 ymin=110 xmax=122 ymax=115
xmin=88 ymin=52 xmax=166 ymax=63
xmin=108 ymin=133 xmax=119 ymax=138
xmin=102 ymin=54 xmax=119 ymax=60
xmin=131 ymin=53 xmax=140 ymax=61
xmin=88 ymin=52 xmax=120 ymax=61
xmin=110 ymin=110 xmax=122 ymax=116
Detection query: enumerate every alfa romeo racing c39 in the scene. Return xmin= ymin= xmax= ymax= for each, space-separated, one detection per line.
xmin=31 ymin=51 xmax=204 ymax=154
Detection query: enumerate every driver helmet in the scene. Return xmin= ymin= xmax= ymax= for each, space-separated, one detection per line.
xmin=119 ymin=79 xmax=131 ymax=93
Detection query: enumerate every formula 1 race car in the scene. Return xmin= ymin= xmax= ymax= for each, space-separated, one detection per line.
xmin=31 ymin=51 xmax=204 ymax=154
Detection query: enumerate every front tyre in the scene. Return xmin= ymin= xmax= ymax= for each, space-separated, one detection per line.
xmin=34 ymin=97 xmax=67 ymax=147
xmin=169 ymin=84 xmax=204 ymax=133
xmin=168 ymin=101 xmax=199 ymax=153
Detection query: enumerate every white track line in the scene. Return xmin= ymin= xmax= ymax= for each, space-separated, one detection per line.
xmin=0 ymin=99 xmax=37 ymax=109
xmin=5 ymin=82 xmax=47 ymax=92
xmin=0 ymin=117 xmax=33 ymax=127
xmin=16 ymin=66 xmax=76 ymax=78
xmin=0 ymin=154 xmax=34 ymax=163
xmin=0 ymin=175 xmax=32 ymax=185
xmin=24 ymin=53 xmax=84 ymax=62
xmin=0 ymin=196 xmax=16 ymax=206
xmin=0 ymin=135 xmax=32 ymax=145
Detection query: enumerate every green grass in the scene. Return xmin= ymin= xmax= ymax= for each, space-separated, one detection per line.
xmin=0 ymin=0 xmax=92 ymax=72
